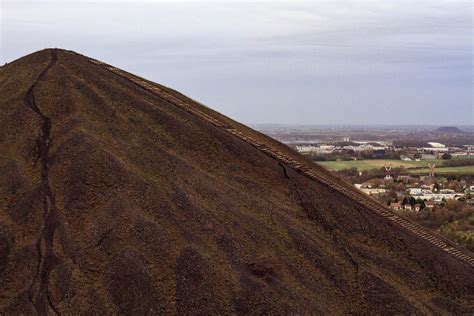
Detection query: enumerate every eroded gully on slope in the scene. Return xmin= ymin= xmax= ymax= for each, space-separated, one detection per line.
xmin=24 ymin=49 xmax=61 ymax=315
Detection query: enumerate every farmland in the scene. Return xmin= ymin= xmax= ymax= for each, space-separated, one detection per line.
xmin=316 ymin=159 xmax=474 ymax=175
xmin=316 ymin=159 xmax=443 ymax=172
xmin=408 ymin=166 xmax=474 ymax=175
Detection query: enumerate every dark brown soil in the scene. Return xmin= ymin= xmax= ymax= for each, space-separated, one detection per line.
xmin=0 ymin=49 xmax=473 ymax=314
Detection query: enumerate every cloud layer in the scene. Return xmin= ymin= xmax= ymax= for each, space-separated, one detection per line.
xmin=1 ymin=1 xmax=472 ymax=125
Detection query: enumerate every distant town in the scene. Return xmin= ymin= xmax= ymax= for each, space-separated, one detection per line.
xmin=295 ymin=141 xmax=472 ymax=159
xmin=257 ymin=124 xmax=474 ymax=251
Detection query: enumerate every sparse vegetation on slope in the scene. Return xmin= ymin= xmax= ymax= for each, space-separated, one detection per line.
xmin=0 ymin=49 xmax=473 ymax=314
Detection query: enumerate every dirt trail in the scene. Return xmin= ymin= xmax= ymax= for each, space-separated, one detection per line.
xmin=24 ymin=49 xmax=62 ymax=315
xmin=76 ymin=52 xmax=474 ymax=268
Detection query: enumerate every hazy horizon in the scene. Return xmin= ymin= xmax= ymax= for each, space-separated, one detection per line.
xmin=251 ymin=123 xmax=474 ymax=133
xmin=1 ymin=0 xmax=472 ymax=126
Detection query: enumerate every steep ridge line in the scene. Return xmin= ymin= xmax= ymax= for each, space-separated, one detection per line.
xmin=65 ymin=50 xmax=474 ymax=268
xmin=24 ymin=50 xmax=62 ymax=315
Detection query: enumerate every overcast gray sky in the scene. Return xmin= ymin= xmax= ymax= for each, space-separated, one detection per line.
xmin=1 ymin=0 xmax=472 ymax=125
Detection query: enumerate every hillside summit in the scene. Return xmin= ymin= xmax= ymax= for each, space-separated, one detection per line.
xmin=436 ymin=126 xmax=464 ymax=133
xmin=0 ymin=49 xmax=473 ymax=314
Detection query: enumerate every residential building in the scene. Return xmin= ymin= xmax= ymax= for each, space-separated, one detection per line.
xmin=390 ymin=202 xmax=402 ymax=210
xmin=420 ymin=154 xmax=436 ymax=160
xmin=409 ymin=188 xmax=422 ymax=195
xmin=361 ymin=188 xmax=386 ymax=196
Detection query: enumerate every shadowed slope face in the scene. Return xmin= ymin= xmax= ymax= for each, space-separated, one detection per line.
xmin=0 ymin=49 xmax=473 ymax=314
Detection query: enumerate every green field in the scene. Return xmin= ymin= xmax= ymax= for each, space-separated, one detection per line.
xmin=316 ymin=159 xmax=444 ymax=172
xmin=408 ymin=166 xmax=474 ymax=175
xmin=316 ymin=159 xmax=474 ymax=175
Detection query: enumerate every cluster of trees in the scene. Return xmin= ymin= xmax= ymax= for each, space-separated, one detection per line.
xmin=336 ymin=167 xmax=405 ymax=184
xmin=308 ymin=149 xmax=474 ymax=163
xmin=360 ymin=150 xmax=400 ymax=160
xmin=441 ymin=153 xmax=452 ymax=160
xmin=392 ymin=140 xmax=429 ymax=148
xmin=388 ymin=196 xmax=426 ymax=209
xmin=443 ymin=158 xmax=474 ymax=167
xmin=445 ymin=174 xmax=474 ymax=182
xmin=309 ymin=149 xmax=400 ymax=162
xmin=333 ymin=163 xmax=474 ymax=250
xmin=400 ymin=200 xmax=474 ymax=251
xmin=401 ymin=200 xmax=469 ymax=226
xmin=309 ymin=149 xmax=472 ymax=163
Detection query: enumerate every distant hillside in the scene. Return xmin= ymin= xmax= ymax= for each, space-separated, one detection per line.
xmin=436 ymin=126 xmax=463 ymax=133
xmin=1 ymin=49 xmax=473 ymax=314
